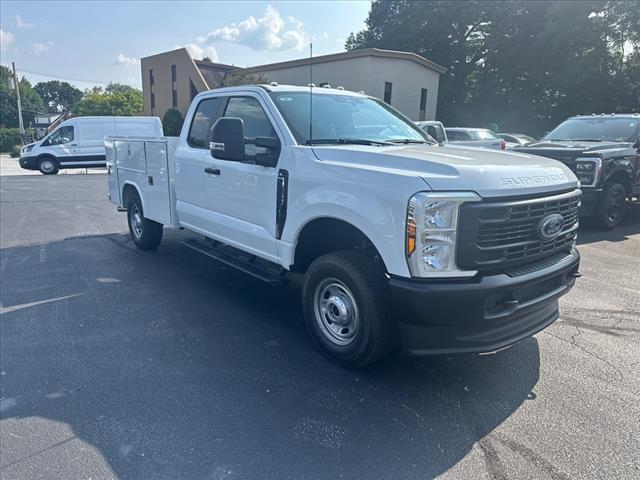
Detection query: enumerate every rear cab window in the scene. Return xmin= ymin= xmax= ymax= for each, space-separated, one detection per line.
xmin=187 ymin=97 xmax=224 ymax=148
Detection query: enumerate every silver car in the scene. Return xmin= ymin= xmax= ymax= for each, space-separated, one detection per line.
xmin=445 ymin=128 xmax=506 ymax=150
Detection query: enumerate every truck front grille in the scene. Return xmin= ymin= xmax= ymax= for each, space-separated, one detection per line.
xmin=457 ymin=189 xmax=580 ymax=272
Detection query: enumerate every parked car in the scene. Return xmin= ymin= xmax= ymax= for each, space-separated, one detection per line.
xmin=445 ymin=128 xmax=506 ymax=150
xmin=514 ymin=114 xmax=640 ymax=229
xmin=415 ymin=120 xmax=448 ymax=143
xmin=107 ymin=85 xmax=580 ymax=367
xmin=19 ymin=116 xmax=162 ymax=175
xmin=497 ymin=133 xmax=536 ymax=148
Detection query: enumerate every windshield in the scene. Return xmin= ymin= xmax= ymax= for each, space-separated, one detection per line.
xmin=545 ymin=118 xmax=639 ymax=142
xmin=269 ymin=92 xmax=430 ymax=145
xmin=469 ymin=130 xmax=499 ymax=140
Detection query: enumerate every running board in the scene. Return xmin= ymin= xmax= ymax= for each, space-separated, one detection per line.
xmin=182 ymin=238 xmax=288 ymax=286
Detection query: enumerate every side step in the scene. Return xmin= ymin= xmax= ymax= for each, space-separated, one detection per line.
xmin=182 ymin=238 xmax=288 ymax=286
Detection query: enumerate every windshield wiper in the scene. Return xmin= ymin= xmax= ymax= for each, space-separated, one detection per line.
xmin=386 ymin=138 xmax=434 ymax=145
xmin=305 ymin=138 xmax=392 ymax=146
xmin=569 ymin=139 xmax=606 ymax=142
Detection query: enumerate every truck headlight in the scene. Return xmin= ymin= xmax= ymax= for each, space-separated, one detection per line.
xmin=575 ymin=158 xmax=601 ymax=187
xmin=406 ymin=192 xmax=480 ymax=277
xmin=21 ymin=144 xmax=34 ymax=155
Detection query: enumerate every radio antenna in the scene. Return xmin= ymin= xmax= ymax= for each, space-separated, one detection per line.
xmin=309 ymin=42 xmax=313 ymax=146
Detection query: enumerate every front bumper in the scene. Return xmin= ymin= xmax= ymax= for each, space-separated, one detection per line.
xmin=389 ymin=248 xmax=580 ymax=355
xmin=578 ymin=188 xmax=603 ymax=216
xmin=19 ymin=156 xmax=38 ymax=170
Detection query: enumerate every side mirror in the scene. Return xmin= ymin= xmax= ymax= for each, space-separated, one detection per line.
xmin=210 ymin=117 xmax=245 ymax=161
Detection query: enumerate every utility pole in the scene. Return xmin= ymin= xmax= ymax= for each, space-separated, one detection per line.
xmin=11 ymin=62 xmax=25 ymax=137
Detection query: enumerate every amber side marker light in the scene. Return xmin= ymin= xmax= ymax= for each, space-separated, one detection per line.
xmin=407 ymin=217 xmax=417 ymax=255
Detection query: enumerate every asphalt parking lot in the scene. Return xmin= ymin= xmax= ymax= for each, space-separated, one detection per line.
xmin=1 ymin=173 xmax=639 ymax=480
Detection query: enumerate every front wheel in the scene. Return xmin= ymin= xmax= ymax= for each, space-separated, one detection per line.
xmin=127 ymin=193 xmax=163 ymax=250
xmin=38 ymin=157 xmax=59 ymax=175
xmin=594 ymin=182 xmax=627 ymax=229
xmin=302 ymin=251 xmax=394 ymax=367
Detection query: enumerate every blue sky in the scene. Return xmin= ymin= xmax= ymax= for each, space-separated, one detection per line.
xmin=0 ymin=1 xmax=371 ymax=90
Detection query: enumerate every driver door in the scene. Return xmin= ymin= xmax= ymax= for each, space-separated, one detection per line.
xmin=44 ymin=124 xmax=80 ymax=163
xmin=204 ymin=95 xmax=281 ymax=262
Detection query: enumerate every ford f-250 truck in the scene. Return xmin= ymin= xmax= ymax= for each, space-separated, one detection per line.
xmin=514 ymin=114 xmax=640 ymax=229
xmin=106 ymin=85 xmax=581 ymax=367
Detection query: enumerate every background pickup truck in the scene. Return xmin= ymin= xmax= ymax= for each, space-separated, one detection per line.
xmin=514 ymin=114 xmax=640 ymax=229
xmin=106 ymin=84 xmax=581 ymax=367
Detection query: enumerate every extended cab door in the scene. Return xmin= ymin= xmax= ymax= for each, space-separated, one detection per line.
xmin=203 ymin=94 xmax=280 ymax=262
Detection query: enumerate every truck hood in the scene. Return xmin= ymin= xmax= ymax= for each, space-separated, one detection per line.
xmin=514 ymin=140 xmax=633 ymax=161
xmin=312 ymin=144 xmax=578 ymax=198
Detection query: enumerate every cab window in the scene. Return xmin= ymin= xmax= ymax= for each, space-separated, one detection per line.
xmin=46 ymin=126 xmax=74 ymax=145
xmin=223 ymin=96 xmax=277 ymax=163
xmin=188 ymin=97 xmax=224 ymax=148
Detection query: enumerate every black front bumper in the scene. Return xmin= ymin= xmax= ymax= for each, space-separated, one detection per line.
xmin=19 ymin=156 xmax=38 ymax=170
xmin=578 ymin=188 xmax=603 ymax=216
xmin=389 ymin=249 xmax=580 ymax=355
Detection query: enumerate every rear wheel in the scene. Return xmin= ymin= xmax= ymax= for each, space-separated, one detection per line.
xmin=594 ymin=182 xmax=627 ymax=229
xmin=302 ymin=251 xmax=394 ymax=367
xmin=126 ymin=193 xmax=163 ymax=250
xmin=38 ymin=157 xmax=59 ymax=175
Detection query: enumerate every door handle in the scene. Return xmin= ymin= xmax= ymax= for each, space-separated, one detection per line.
xmin=70 ymin=143 xmax=78 ymax=147
xmin=204 ymin=167 xmax=221 ymax=175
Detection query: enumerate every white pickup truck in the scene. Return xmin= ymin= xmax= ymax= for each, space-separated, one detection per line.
xmin=106 ymin=85 xmax=581 ymax=367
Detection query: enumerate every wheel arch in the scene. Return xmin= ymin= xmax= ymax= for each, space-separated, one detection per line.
xmin=121 ymin=181 xmax=146 ymax=212
xmin=290 ymin=216 xmax=389 ymax=274
xmin=604 ymin=168 xmax=633 ymax=195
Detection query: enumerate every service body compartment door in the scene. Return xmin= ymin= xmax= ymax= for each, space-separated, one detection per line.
xmin=144 ymin=140 xmax=172 ymax=225
xmin=105 ymin=138 xmax=121 ymax=205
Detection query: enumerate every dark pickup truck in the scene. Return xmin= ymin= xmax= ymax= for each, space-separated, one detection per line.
xmin=515 ymin=114 xmax=640 ymax=229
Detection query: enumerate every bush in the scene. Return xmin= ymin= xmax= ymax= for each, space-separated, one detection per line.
xmin=0 ymin=128 xmax=33 ymax=153
xmin=10 ymin=144 xmax=21 ymax=157
xmin=162 ymin=108 xmax=184 ymax=136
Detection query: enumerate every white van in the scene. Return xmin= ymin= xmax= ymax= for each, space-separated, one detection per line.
xmin=19 ymin=116 xmax=162 ymax=174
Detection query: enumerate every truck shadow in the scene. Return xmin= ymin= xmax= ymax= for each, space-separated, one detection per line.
xmin=1 ymin=231 xmax=541 ymax=479
xmin=577 ymin=204 xmax=640 ymax=245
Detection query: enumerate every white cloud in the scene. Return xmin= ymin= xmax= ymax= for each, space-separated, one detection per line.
xmin=32 ymin=41 xmax=53 ymax=55
xmin=182 ymin=43 xmax=219 ymax=62
xmin=15 ymin=15 xmax=34 ymax=28
xmin=199 ymin=4 xmax=309 ymax=51
xmin=0 ymin=29 xmax=15 ymax=51
xmin=115 ymin=53 xmax=139 ymax=65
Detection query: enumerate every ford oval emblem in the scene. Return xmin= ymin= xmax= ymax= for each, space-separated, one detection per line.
xmin=538 ymin=214 xmax=564 ymax=240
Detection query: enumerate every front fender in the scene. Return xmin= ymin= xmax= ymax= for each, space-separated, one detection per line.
xmin=280 ymin=192 xmax=412 ymax=277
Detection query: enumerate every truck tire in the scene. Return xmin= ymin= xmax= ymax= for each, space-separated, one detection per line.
xmin=126 ymin=193 xmax=163 ymax=250
xmin=38 ymin=157 xmax=59 ymax=175
xmin=302 ymin=251 xmax=394 ymax=367
xmin=594 ymin=182 xmax=627 ymax=229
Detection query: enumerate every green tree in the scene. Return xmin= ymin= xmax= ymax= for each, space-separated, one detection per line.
xmin=75 ymin=83 xmax=143 ymax=116
xmin=347 ymin=0 xmax=640 ymax=135
xmin=162 ymin=108 xmax=184 ymax=136
xmin=0 ymin=66 xmax=46 ymax=128
xmin=221 ymin=71 xmax=270 ymax=87
xmin=34 ymin=81 xmax=83 ymax=112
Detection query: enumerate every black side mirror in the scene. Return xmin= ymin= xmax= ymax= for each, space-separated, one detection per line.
xmin=210 ymin=117 xmax=245 ymax=161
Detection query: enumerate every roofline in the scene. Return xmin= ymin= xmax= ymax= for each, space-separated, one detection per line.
xmin=237 ymin=48 xmax=447 ymax=75
xmin=194 ymin=59 xmax=240 ymax=71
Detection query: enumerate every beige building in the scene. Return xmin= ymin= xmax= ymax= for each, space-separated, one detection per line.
xmin=141 ymin=47 xmax=446 ymax=122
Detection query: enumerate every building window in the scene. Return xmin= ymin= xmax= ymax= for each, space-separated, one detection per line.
xmin=172 ymin=89 xmax=178 ymax=108
xmin=171 ymin=64 xmax=177 ymax=82
xmin=319 ymin=82 xmax=329 ymax=87
xmin=419 ymin=88 xmax=428 ymax=121
xmin=190 ymin=79 xmax=198 ymax=101
xmin=149 ymin=69 xmax=154 ymax=86
xmin=150 ymin=92 xmax=155 ymax=111
xmin=384 ymin=82 xmax=392 ymax=104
